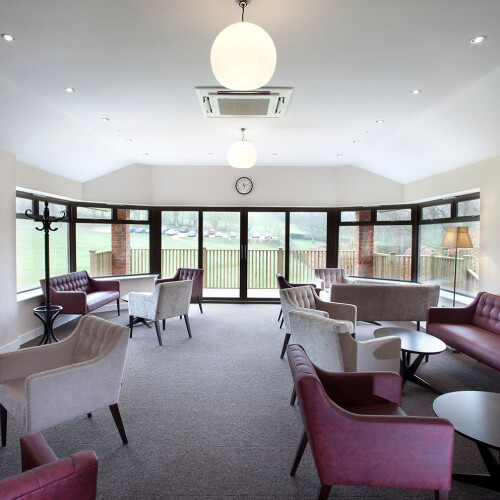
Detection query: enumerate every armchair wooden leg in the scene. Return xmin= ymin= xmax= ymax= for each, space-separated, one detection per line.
xmin=435 ymin=490 xmax=449 ymax=500
xmin=154 ymin=321 xmax=163 ymax=346
xmin=129 ymin=315 xmax=134 ymax=338
xmin=280 ymin=333 xmax=291 ymax=359
xmin=317 ymin=484 xmax=332 ymax=500
xmin=184 ymin=315 xmax=192 ymax=338
xmin=280 ymin=318 xmax=284 ymax=329
xmin=163 ymin=318 xmax=166 ymax=330
xmin=109 ymin=403 xmax=128 ymax=445
xmin=290 ymin=387 xmax=297 ymax=405
xmin=278 ymin=308 xmax=282 ymax=322
xmin=87 ymin=413 xmax=92 ymax=418
xmin=417 ymin=320 xmax=420 ymax=331
xmin=290 ymin=431 xmax=308 ymax=476
xmin=1 ymin=403 xmax=7 ymax=447
xmin=117 ymin=299 xmax=120 ymax=316
xmin=198 ymin=297 xmax=203 ymax=313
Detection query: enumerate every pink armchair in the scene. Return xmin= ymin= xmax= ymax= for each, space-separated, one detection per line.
xmin=0 ymin=432 xmax=98 ymax=499
xmin=41 ymin=270 xmax=120 ymax=316
xmin=287 ymin=344 xmax=454 ymax=499
xmin=155 ymin=268 xmax=204 ymax=313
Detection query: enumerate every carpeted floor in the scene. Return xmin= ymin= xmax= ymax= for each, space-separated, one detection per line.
xmin=1 ymin=303 xmax=500 ymax=499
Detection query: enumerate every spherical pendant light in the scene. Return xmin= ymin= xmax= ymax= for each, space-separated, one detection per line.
xmin=210 ymin=2 xmax=277 ymax=91
xmin=227 ymin=128 xmax=257 ymax=168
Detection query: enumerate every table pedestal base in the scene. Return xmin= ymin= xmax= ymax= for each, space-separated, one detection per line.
xmin=401 ymin=352 xmax=441 ymax=394
xmin=33 ymin=305 xmax=63 ymax=345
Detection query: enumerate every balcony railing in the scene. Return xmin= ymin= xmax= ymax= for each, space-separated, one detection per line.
xmin=88 ymin=247 xmax=478 ymax=293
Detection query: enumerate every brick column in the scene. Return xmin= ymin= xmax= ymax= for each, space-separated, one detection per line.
xmin=112 ymin=210 xmax=131 ymax=275
xmin=355 ymin=212 xmax=374 ymax=277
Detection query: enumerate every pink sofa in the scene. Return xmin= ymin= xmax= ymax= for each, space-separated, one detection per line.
xmin=41 ymin=270 xmax=120 ymax=316
xmin=427 ymin=291 xmax=500 ymax=372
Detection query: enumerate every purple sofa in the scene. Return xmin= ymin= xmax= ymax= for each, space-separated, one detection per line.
xmin=40 ymin=270 xmax=120 ymax=316
xmin=427 ymin=291 xmax=500 ymax=372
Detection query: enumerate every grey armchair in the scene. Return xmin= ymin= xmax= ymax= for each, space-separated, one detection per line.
xmin=314 ymin=268 xmax=356 ymax=293
xmin=279 ymin=285 xmax=356 ymax=359
xmin=128 ymin=280 xmax=193 ymax=346
xmin=0 ymin=315 xmax=130 ymax=447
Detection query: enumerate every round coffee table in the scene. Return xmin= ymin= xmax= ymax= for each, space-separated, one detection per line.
xmin=374 ymin=327 xmax=446 ymax=394
xmin=433 ymin=391 xmax=500 ymax=492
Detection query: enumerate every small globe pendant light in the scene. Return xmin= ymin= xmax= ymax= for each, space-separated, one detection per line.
xmin=227 ymin=128 xmax=257 ymax=168
xmin=211 ymin=0 xmax=277 ymax=91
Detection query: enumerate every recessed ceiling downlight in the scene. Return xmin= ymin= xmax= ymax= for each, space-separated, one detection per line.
xmin=376 ymin=119 xmax=384 ymax=124
xmin=470 ymin=35 xmax=487 ymax=44
xmin=410 ymin=89 xmax=422 ymax=94
xmin=1 ymin=33 xmax=16 ymax=42
xmin=64 ymin=87 xmax=75 ymax=93
xmin=101 ymin=117 xmax=110 ymax=122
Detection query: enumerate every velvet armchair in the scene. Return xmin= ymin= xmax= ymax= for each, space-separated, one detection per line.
xmin=0 ymin=432 xmax=98 ymax=499
xmin=155 ymin=268 xmax=204 ymax=313
xmin=0 ymin=315 xmax=129 ymax=447
xmin=287 ymin=344 xmax=454 ymax=499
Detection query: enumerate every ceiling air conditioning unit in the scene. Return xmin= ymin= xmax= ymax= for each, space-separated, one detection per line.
xmin=195 ymin=87 xmax=293 ymax=118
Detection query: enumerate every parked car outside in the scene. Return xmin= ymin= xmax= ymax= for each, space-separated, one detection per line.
xmin=209 ymin=228 xmax=216 ymax=235
xmin=215 ymin=232 xmax=222 ymax=238
xmin=161 ymin=225 xmax=170 ymax=235
xmin=265 ymin=233 xmax=272 ymax=240
xmin=251 ymin=232 xmax=260 ymax=239
xmin=179 ymin=226 xmax=188 ymax=233
xmin=165 ymin=229 xmax=175 ymax=236
xmin=203 ymin=231 xmax=209 ymax=237
xmin=187 ymin=230 xmax=196 ymax=237
xmin=229 ymin=232 xmax=236 ymax=238
xmin=130 ymin=227 xmax=137 ymax=233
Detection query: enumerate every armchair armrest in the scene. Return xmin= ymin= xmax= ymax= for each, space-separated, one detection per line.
xmin=128 ymin=291 xmax=158 ymax=320
xmin=316 ymin=298 xmax=357 ymax=325
xmin=344 ymin=276 xmax=356 ymax=284
xmin=355 ymin=337 xmax=401 ymax=373
xmin=20 ymin=432 xmax=58 ymax=471
xmin=89 ymin=276 xmax=120 ymax=293
xmin=316 ymin=369 xmax=402 ymax=406
xmin=0 ymin=341 xmax=74 ymax=382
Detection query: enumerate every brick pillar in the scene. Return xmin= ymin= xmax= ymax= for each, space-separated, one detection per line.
xmin=112 ymin=210 xmax=130 ymax=275
xmin=355 ymin=212 xmax=374 ymax=277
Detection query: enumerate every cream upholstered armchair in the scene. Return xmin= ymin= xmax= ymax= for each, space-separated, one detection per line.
xmin=128 ymin=280 xmax=193 ymax=346
xmin=314 ymin=268 xmax=356 ymax=293
xmin=0 ymin=315 xmax=130 ymax=447
xmin=279 ymin=285 xmax=356 ymax=359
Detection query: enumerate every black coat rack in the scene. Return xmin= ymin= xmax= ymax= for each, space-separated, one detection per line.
xmin=25 ymin=201 xmax=67 ymax=344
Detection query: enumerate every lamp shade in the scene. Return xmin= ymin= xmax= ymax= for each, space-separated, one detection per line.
xmin=210 ymin=21 xmax=277 ymax=90
xmin=227 ymin=139 xmax=257 ymax=168
xmin=441 ymin=227 xmax=473 ymax=249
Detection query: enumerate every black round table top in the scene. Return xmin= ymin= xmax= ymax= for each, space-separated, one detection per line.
xmin=433 ymin=391 xmax=500 ymax=449
xmin=374 ymin=327 xmax=446 ymax=355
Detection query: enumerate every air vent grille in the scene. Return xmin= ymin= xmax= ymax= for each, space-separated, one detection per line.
xmin=195 ymin=87 xmax=293 ymax=118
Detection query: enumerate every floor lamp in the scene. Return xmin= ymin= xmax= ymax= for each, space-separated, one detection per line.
xmin=441 ymin=227 xmax=473 ymax=306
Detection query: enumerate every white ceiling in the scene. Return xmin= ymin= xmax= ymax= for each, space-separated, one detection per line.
xmin=1 ymin=0 xmax=500 ymax=184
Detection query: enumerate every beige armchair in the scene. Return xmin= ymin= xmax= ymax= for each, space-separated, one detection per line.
xmin=314 ymin=268 xmax=356 ymax=292
xmin=128 ymin=280 xmax=193 ymax=346
xmin=279 ymin=285 xmax=356 ymax=359
xmin=0 ymin=315 xmax=130 ymax=447
xmin=288 ymin=310 xmax=401 ymax=404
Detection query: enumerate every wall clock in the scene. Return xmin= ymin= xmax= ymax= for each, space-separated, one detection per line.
xmin=235 ymin=177 xmax=253 ymax=195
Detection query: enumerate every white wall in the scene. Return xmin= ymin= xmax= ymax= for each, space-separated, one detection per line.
xmin=405 ymin=155 xmax=500 ymax=294
xmin=16 ymin=161 xmax=83 ymax=200
xmin=0 ymin=151 xmax=19 ymax=347
xmin=83 ymin=163 xmax=405 ymax=207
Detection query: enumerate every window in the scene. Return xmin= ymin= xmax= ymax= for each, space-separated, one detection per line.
xmin=340 ymin=210 xmax=371 ymax=223
xmin=77 ymin=206 xmax=112 ymax=219
xmin=421 ymin=204 xmax=451 ymax=220
xmin=339 ymin=225 xmax=412 ymax=280
xmin=377 ymin=208 xmax=411 ymax=222
xmin=457 ymin=199 xmax=480 ymax=217
xmin=289 ymin=212 xmax=327 ymax=283
xmin=16 ymin=197 xmax=69 ymax=292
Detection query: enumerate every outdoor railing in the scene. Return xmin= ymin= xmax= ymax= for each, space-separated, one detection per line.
xmin=89 ymin=247 xmax=478 ymax=293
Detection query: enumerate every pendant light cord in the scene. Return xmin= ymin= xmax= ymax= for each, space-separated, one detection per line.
xmin=241 ymin=3 xmax=245 ymax=22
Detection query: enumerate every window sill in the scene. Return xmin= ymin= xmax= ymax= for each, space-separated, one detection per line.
xmin=17 ymin=289 xmax=42 ymax=303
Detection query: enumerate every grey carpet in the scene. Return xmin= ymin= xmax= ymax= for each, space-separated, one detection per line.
xmin=1 ymin=304 xmax=500 ymax=499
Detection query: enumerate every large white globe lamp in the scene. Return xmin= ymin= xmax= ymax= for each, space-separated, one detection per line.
xmin=227 ymin=128 xmax=257 ymax=168
xmin=210 ymin=1 xmax=277 ymax=91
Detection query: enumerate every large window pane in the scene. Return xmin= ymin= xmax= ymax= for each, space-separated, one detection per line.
xmin=161 ymin=211 xmax=199 ymax=278
xmin=16 ymin=219 xmax=69 ymax=291
xmin=203 ymin=211 xmax=239 ymax=298
xmin=418 ymin=221 xmax=479 ymax=296
xmin=339 ymin=225 xmax=412 ymax=280
xmin=248 ymin=212 xmax=286 ymax=298
xmin=77 ymin=223 xmax=150 ymax=276
xmin=289 ymin=212 xmax=327 ymax=283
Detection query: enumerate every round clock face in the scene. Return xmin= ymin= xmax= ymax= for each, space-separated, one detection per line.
xmin=235 ymin=177 xmax=253 ymax=195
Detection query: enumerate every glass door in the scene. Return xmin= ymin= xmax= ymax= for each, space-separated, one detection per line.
xmin=247 ymin=212 xmax=286 ymax=299
xmin=203 ymin=211 xmax=241 ymax=298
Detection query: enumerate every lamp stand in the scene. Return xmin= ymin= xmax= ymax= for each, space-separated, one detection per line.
xmin=452 ymin=245 xmax=458 ymax=307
